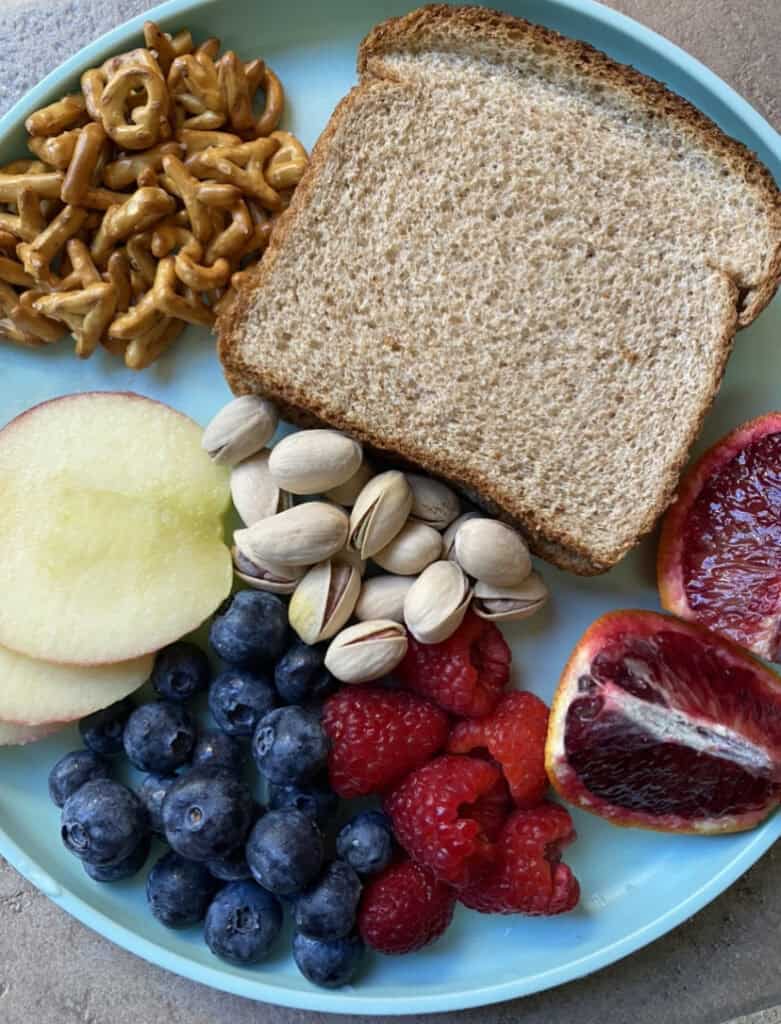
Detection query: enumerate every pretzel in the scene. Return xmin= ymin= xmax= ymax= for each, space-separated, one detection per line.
xmin=17 ymin=205 xmax=88 ymax=282
xmin=104 ymin=249 xmax=132 ymax=312
xmin=60 ymin=122 xmax=106 ymax=205
xmin=0 ymin=172 xmax=64 ymax=203
xmin=143 ymin=22 xmax=178 ymax=77
xmin=103 ymin=141 xmax=181 ymax=189
xmin=126 ymin=231 xmax=158 ymax=286
xmin=125 ymin=315 xmax=184 ymax=370
xmin=0 ymin=230 xmax=18 ymax=252
xmin=160 ymin=153 xmax=221 ymax=242
xmin=168 ymin=53 xmax=224 ymax=122
xmin=217 ymin=52 xmax=254 ymax=134
xmin=175 ymin=128 xmax=240 ymax=155
xmin=109 ymin=255 xmax=213 ymax=339
xmin=33 ymin=270 xmax=117 ymax=358
xmin=151 ymin=226 xmax=231 ymax=291
xmin=90 ymin=186 xmax=175 ymax=263
xmin=16 ymin=188 xmax=47 ymax=242
xmin=25 ymin=94 xmax=88 ymax=137
xmin=66 ymin=239 xmax=102 ymax=286
xmin=100 ymin=57 xmax=170 ymax=150
xmin=12 ymin=290 xmax=68 ymax=342
xmin=266 ymin=130 xmax=308 ymax=190
xmin=185 ymin=136 xmax=281 ymax=208
xmin=0 ymin=255 xmax=34 ymax=289
xmin=27 ymin=129 xmax=82 ymax=170
xmin=204 ymin=198 xmax=253 ymax=263
xmin=253 ymin=64 xmax=284 ymax=137
xmin=0 ymin=281 xmax=45 ymax=347
xmin=80 ymin=187 xmax=131 ymax=210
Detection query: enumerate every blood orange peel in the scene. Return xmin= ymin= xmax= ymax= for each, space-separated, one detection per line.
xmin=546 ymin=610 xmax=781 ymax=834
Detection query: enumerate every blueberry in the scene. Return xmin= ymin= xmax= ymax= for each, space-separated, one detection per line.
xmin=48 ymin=750 xmax=109 ymax=808
xmin=292 ymin=931 xmax=365 ymax=988
xmin=146 ymin=850 xmax=218 ymax=928
xmin=79 ymin=697 xmax=135 ymax=757
xmin=336 ymin=811 xmax=394 ymax=876
xmin=294 ymin=860 xmax=362 ymax=941
xmin=245 ymin=809 xmax=324 ymax=896
xmin=207 ymin=845 xmax=253 ymax=882
xmin=268 ymin=779 xmax=338 ymax=828
xmin=61 ymin=779 xmax=148 ymax=866
xmin=84 ymin=834 xmax=151 ymax=883
xmin=191 ymin=730 xmax=244 ymax=773
xmin=151 ymin=641 xmax=211 ymax=702
xmin=204 ymin=880 xmax=283 ymax=964
xmin=138 ymin=773 xmax=177 ymax=834
xmin=274 ymin=642 xmax=336 ymax=704
xmin=123 ymin=700 xmax=196 ymax=773
xmin=209 ymin=590 xmax=288 ymax=667
xmin=162 ymin=768 xmax=254 ymax=862
xmin=252 ymin=707 xmax=329 ymax=786
xmin=208 ymin=668 xmax=276 ymax=737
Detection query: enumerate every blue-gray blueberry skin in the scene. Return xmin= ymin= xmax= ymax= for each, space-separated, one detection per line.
xmin=251 ymin=706 xmax=330 ymax=786
xmin=48 ymin=750 xmax=109 ymax=808
xmin=293 ymin=860 xmax=362 ymax=941
xmin=151 ymin=641 xmax=211 ymax=702
xmin=162 ymin=768 xmax=255 ymax=862
xmin=79 ymin=697 xmax=136 ymax=757
xmin=122 ymin=700 xmax=196 ymax=774
xmin=204 ymin=881 xmax=283 ymax=965
xmin=61 ymin=779 xmax=148 ymax=866
xmin=274 ymin=642 xmax=336 ymax=704
xmin=208 ymin=668 xmax=277 ymax=738
xmin=138 ymin=773 xmax=178 ymax=835
xmin=245 ymin=809 xmax=324 ymax=896
xmin=209 ymin=591 xmax=288 ymax=668
xmin=268 ymin=778 xmax=338 ymax=828
xmin=146 ymin=851 xmax=218 ymax=929
xmin=292 ymin=931 xmax=365 ymax=988
xmin=83 ymin=834 xmax=151 ymax=883
xmin=191 ymin=730 xmax=244 ymax=774
xmin=207 ymin=844 xmax=254 ymax=882
xmin=336 ymin=811 xmax=394 ymax=877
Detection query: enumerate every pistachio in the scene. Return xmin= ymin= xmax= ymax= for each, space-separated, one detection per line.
xmin=354 ymin=575 xmax=415 ymax=623
xmin=403 ymin=560 xmax=472 ymax=644
xmin=348 ymin=470 xmax=413 ymax=559
xmin=232 ymin=545 xmax=304 ymax=594
xmin=269 ymin=429 xmax=363 ymax=495
xmin=473 ymin=571 xmax=548 ymax=622
xmin=334 ymin=545 xmax=367 ymax=577
xmin=230 ymin=449 xmax=293 ymax=525
xmin=289 ymin=559 xmax=361 ymax=644
xmin=373 ymin=520 xmax=442 ymax=576
xmin=202 ymin=395 xmax=278 ymax=466
xmin=324 ymin=459 xmax=373 ymax=506
xmin=454 ymin=518 xmax=532 ymax=587
xmin=324 ymin=619 xmax=408 ymax=684
xmin=406 ymin=473 xmax=460 ymax=529
xmin=441 ymin=511 xmax=482 ymax=561
xmin=234 ymin=501 xmax=349 ymax=567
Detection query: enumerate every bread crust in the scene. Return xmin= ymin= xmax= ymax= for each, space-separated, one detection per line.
xmin=218 ymin=4 xmax=780 ymax=575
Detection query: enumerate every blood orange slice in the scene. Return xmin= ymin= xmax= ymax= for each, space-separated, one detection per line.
xmin=658 ymin=412 xmax=781 ymax=659
xmin=546 ymin=610 xmax=781 ymax=834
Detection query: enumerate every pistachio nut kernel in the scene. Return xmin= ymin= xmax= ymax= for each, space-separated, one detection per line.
xmin=269 ymin=429 xmax=363 ymax=496
xmin=230 ymin=449 xmax=293 ymax=526
xmin=406 ymin=473 xmax=460 ymax=530
xmin=348 ymin=470 xmax=413 ymax=559
xmin=454 ymin=518 xmax=532 ymax=587
xmin=354 ymin=575 xmax=415 ymax=624
xmin=231 ymin=546 xmax=303 ymax=595
xmin=324 ymin=619 xmax=408 ymax=684
xmin=324 ymin=459 xmax=373 ymax=506
xmin=235 ymin=501 xmax=349 ymax=567
xmin=403 ymin=560 xmax=472 ymax=644
xmin=441 ymin=511 xmax=483 ymax=561
xmin=373 ymin=520 xmax=442 ymax=576
xmin=289 ymin=559 xmax=361 ymax=645
xmin=473 ymin=571 xmax=549 ymax=621
xmin=202 ymin=395 xmax=279 ymax=466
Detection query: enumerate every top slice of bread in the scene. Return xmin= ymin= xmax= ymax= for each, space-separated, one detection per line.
xmin=218 ymin=4 xmax=781 ymax=574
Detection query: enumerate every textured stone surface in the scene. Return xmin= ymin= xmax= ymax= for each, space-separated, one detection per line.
xmin=0 ymin=1 xmax=779 ymax=1022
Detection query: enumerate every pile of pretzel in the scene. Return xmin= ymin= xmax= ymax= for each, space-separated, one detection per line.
xmin=0 ymin=21 xmax=308 ymax=369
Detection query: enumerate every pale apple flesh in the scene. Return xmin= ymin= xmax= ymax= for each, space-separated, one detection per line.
xmin=0 ymin=720 xmax=66 ymax=747
xmin=0 ymin=392 xmax=232 ymax=665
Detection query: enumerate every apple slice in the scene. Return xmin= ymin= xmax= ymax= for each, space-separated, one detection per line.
xmin=0 ymin=392 xmax=232 ymax=665
xmin=0 ymin=643 xmax=152 ymax=725
xmin=0 ymin=720 xmax=65 ymax=747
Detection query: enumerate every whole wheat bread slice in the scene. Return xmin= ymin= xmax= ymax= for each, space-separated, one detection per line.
xmin=218 ymin=4 xmax=781 ymax=574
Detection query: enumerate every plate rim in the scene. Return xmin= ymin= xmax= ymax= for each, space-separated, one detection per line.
xmin=1 ymin=0 xmax=780 ymax=1014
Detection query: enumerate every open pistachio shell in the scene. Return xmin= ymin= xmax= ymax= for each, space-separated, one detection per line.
xmin=202 ymin=395 xmax=278 ymax=466
xmin=289 ymin=559 xmax=361 ymax=644
xmin=473 ymin=571 xmax=549 ymax=621
xmin=441 ymin=511 xmax=482 ymax=561
xmin=269 ymin=429 xmax=363 ymax=496
xmin=354 ymin=575 xmax=415 ymax=623
xmin=403 ymin=560 xmax=472 ymax=644
xmin=230 ymin=449 xmax=293 ymax=525
xmin=373 ymin=520 xmax=442 ymax=576
xmin=406 ymin=473 xmax=460 ymax=530
xmin=231 ymin=546 xmax=304 ymax=595
xmin=324 ymin=619 xmax=408 ymax=684
xmin=235 ymin=501 xmax=349 ymax=567
xmin=348 ymin=471 xmax=412 ymax=559
xmin=454 ymin=518 xmax=532 ymax=587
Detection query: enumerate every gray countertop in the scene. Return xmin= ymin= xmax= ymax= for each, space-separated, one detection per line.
xmin=1 ymin=1 xmax=779 ymax=1022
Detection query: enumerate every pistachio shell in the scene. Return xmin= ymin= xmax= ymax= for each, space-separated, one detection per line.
xmin=373 ymin=520 xmax=442 ymax=575
xmin=202 ymin=396 xmax=278 ymax=466
xmin=455 ymin=519 xmax=531 ymax=587
xmin=232 ymin=546 xmax=304 ymax=595
xmin=473 ymin=571 xmax=548 ymax=621
xmin=441 ymin=511 xmax=482 ymax=561
xmin=334 ymin=546 xmax=367 ymax=577
xmin=406 ymin=474 xmax=460 ymax=529
xmin=348 ymin=471 xmax=412 ymax=558
xmin=403 ymin=560 xmax=472 ymax=644
xmin=289 ymin=559 xmax=361 ymax=644
xmin=324 ymin=619 xmax=408 ymax=684
xmin=324 ymin=459 xmax=374 ymax=506
xmin=235 ymin=501 xmax=348 ymax=567
xmin=354 ymin=575 xmax=415 ymax=623
xmin=230 ymin=449 xmax=293 ymax=525
xmin=269 ymin=429 xmax=363 ymax=495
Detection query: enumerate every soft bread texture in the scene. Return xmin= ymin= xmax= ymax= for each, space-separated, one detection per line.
xmin=219 ymin=4 xmax=781 ymax=574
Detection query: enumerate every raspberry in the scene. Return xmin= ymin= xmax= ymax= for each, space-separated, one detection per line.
xmin=459 ymin=802 xmax=579 ymax=915
xmin=467 ymin=776 xmax=513 ymax=842
xmin=385 ymin=754 xmax=503 ymax=886
xmin=397 ymin=611 xmax=511 ymax=718
xmin=448 ymin=691 xmax=549 ymax=806
xmin=322 ymin=685 xmax=449 ymax=798
xmin=358 ymin=858 xmax=456 ymax=954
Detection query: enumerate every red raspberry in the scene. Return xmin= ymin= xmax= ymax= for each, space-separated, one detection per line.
xmin=385 ymin=754 xmax=503 ymax=886
xmin=397 ymin=611 xmax=511 ymax=718
xmin=467 ymin=776 xmax=513 ymax=842
xmin=448 ymin=691 xmax=549 ymax=806
xmin=358 ymin=858 xmax=456 ymax=954
xmin=322 ymin=685 xmax=448 ymax=798
xmin=459 ymin=802 xmax=580 ymax=915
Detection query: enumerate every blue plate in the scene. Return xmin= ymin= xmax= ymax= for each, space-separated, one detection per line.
xmin=0 ymin=0 xmax=779 ymax=1014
